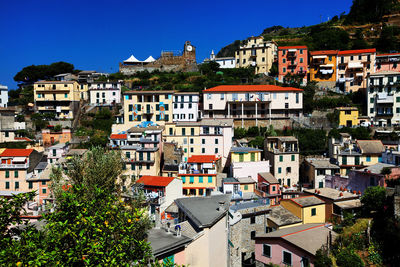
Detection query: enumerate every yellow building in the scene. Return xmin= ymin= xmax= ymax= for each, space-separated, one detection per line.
xmin=78 ymin=83 xmax=89 ymax=101
xmin=309 ymin=50 xmax=338 ymax=89
xmin=235 ymin=37 xmax=277 ymax=74
xmin=34 ymin=81 xmax=81 ymax=119
xmin=230 ymin=147 xmax=262 ymax=163
xmin=164 ymin=119 xmax=234 ymax=167
xmin=280 ymin=196 xmax=326 ymax=224
xmin=123 ymin=91 xmax=174 ymax=128
xmin=337 ymin=107 xmax=359 ymax=127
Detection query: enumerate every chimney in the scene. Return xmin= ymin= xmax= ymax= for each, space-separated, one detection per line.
xmin=218 ymin=201 xmax=226 ymax=212
xmin=175 ymin=225 xmax=182 ymax=237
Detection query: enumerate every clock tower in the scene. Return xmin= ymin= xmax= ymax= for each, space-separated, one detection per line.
xmin=183 ymin=41 xmax=196 ymax=64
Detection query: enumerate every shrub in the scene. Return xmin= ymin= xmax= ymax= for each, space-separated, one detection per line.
xmin=336 ymin=249 xmax=364 ymax=267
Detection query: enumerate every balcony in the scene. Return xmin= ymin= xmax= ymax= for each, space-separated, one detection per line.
xmin=178 ymin=167 xmax=217 ymax=175
xmin=0 ymin=163 xmax=29 ymax=169
xmin=377 ymin=94 xmax=394 ymax=104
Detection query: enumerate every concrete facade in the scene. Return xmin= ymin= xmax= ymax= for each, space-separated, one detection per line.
xmin=173 ymin=92 xmax=199 ymax=122
xmin=0 ymin=84 xmax=8 ymax=107
xmin=235 ymin=37 xmax=277 ymax=74
xmin=88 ymin=81 xmax=121 ymax=105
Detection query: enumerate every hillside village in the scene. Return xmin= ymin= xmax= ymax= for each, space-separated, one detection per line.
xmin=2 ymin=1 xmax=400 ymax=266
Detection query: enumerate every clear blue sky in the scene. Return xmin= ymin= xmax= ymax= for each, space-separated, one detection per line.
xmin=0 ymin=0 xmax=353 ymax=89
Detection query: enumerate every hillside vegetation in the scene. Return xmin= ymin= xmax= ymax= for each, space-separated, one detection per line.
xmin=217 ymin=0 xmax=400 ymax=57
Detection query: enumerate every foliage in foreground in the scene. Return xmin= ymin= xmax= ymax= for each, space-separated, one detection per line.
xmin=0 ymin=147 xmax=153 ymax=266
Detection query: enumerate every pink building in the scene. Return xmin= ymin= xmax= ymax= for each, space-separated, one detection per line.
xmin=255 ymin=223 xmax=336 ymax=267
xmin=278 ymin=46 xmax=308 ymax=85
xmin=376 ymin=53 xmax=400 ymax=72
xmin=257 ymin=172 xmax=280 ymax=205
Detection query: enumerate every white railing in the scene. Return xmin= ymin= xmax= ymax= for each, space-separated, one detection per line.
xmin=0 ymin=163 xmax=28 ymax=169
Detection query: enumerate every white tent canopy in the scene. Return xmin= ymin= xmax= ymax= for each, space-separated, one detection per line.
xmin=144 ymin=56 xmax=156 ymax=63
xmin=124 ymin=55 xmax=142 ymax=63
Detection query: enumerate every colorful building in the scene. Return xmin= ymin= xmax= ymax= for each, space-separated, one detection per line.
xmin=164 ymin=119 xmax=234 ymax=167
xmin=88 ymin=81 xmax=121 ymax=106
xmin=123 ymin=91 xmax=174 ymax=128
xmin=278 ymin=46 xmax=308 ymax=85
xmin=337 ymin=48 xmax=376 ymax=93
xmin=264 ymin=136 xmax=300 ymax=189
xmin=202 ymin=85 xmax=303 ymax=128
xmin=309 ymin=50 xmax=338 ymax=89
xmin=235 ymin=37 xmax=277 ymax=74
xmin=33 ymin=81 xmax=81 ymax=119
xmin=367 ymin=70 xmax=400 ymax=127
xmin=178 ymin=155 xmax=218 ymax=196
xmin=257 ymin=172 xmax=280 ymax=205
xmin=375 ymin=53 xmax=400 ymax=72
xmin=337 ymin=107 xmax=359 ymax=127
xmin=230 ymin=147 xmax=270 ymax=182
xmin=0 ymin=149 xmax=43 ymax=192
xmin=280 ymin=196 xmax=326 ymax=224
xmin=301 ymin=157 xmax=340 ymax=189
xmin=255 ymin=223 xmax=337 ymax=267
xmin=41 ymin=128 xmax=72 ymax=147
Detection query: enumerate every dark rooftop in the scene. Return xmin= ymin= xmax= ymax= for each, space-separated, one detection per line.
xmin=175 ymin=194 xmax=230 ymax=228
xmin=148 ymin=228 xmax=192 ymax=257
xmin=268 ymin=205 xmax=302 ymax=226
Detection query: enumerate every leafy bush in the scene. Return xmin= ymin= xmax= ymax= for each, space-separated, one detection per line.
xmin=336 ymin=249 xmax=364 ymax=267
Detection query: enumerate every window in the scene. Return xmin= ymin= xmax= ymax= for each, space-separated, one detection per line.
xmin=301 ymin=257 xmax=310 ymax=267
xmin=189 ymin=176 xmax=194 ymax=183
xmin=280 ymin=155 xmax=283 ymax=162
xmin=215 ymin=139 xmax=218 ymax=144
xmin=190 ymin=138 xmax=194 ymax=144
xmin=250 ymin=231 xmax=256 ymax=240
xmin=263 ymin=244 xmax=271 ymax=258
xmin=15 ymin=182 xmax=19 ymax=189
xmin=182 ymin=128 xmax=186 ymax=136
xmin=169 ymin=128 xmax=173 ymax=135
xmin=208 ymin=176 xmax=213 ymax=183
xmin=397 ymin=97 xmax=400 ymax=103
xmin=285 ymin=103 xmax=289 ymax=109
xmin=28 ymin=181 xmax=33 ymax=189
xmin=370 ymin=108 xmax=374 ymax=114
xmin=300 ymin=49 xmax=303 ymax=54
xmin=278 ymin=179 xmax=282 ymax=185
xmin=41 ymin=181 xmax=46 ymax=185
xmin=250 ymin=216 xmax=255 ymax=224
xmin=350 ymin=56 xmax=354 ymax=61
xmin=251 ymin=153 xmax=255 ymax=162
xmin=146 ymin=164 xmax=150 ymax=170
xmin=126 ymin=152 xmax=130 ymax=159
xmin=65 ymin=93 xmax=68 ymax=98
xmin=311 ymin=208 xmax=316 ymax=216
xmin=220 ymin=93 xmax=224 ymax=100
xmin=199 ymin=176 xmax=203 ymax=183
xmin=190 ymin=147 xmax=194 ymax=153
xmin=190 ymin=128 xmax=195 ymax=136
xmin=5 ymin=182 xmax=9 ymax=189
xmin=215 ymin=148 xmax=218 ymax=154
xmin=202 ymin=148 xmax=206 ymax=153
xmin=295 ymin=93 xmax=299 ymax=104
xmin=283 ymin=67 xmax=286 ymax=73
xmin=182 ymin=177 xmax=186 ymax=183
xmin=283 ymin=58 xmax=286 ymax=63
xmin=291 ymin=155 xmax=295 ymax=161
xmin=300 ymin=58 xmax=303 ymax=63
xmin=287 ymin=167 xmax=291 ymax=173
xmin=202 ymin=139 xmax=205 ymax=144
xmin=42 ymin=188 xmax=47 ymax=194
xmin=239 ymin=154 xmax=244 ymax=162
xmin=244 ymin=184 xmax=249 ymax=190
xmin=14 ymin=171 xmax=18 ymax=178
xmin=278 ymin=167 xmax=282 ymax=174
xmin=319 ymin=181 xmax=324 ymax=188
xmin=131 ymin=163 xmax=135 ymax=170
xmin=283 ymin=251 xmax=292 ymax=266
xmin=366 ymin=156 xmax=371 ymax=162
xmin=285 ymin=93 xmax=289 ymax=100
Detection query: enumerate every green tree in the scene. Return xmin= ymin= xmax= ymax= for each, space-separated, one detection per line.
xmin=314 ymin=247 xmax=333 ymax=267
xmin=336 ymin=248 xmax=364 ymax=267
xmin=361 ymin=186 xmax=386 ymax=216
xmin=14 ymin=62 xmax=74 ymax=83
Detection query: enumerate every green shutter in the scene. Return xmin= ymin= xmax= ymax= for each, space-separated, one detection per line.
xmin=280 ymin=155 xmax=283 ymax=162
xmin=190 ymin=176 xmax=194 ymax=183
xmin=182 ymin=176 xmax=186 ymax=183
xmin=291 ymin=155 xmax=295 ymax=161
xmin=251 ymin=153 xmax=255 ymax=162
xmin=5 ymin=171 xmax=9 ymax=178
xmin=199 ymin=176 xmax=203 ymax=183
xmin=208 ymin=176 xmax=213 ymax=183
xmin=5 ymin=182 xmax=9 ymax=189
xmin=28 ymin=181 xmax=33 ymax=189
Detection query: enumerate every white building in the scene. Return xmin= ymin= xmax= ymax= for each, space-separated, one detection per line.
xmin=203 ymin=50 xmax=236 ymax=69
xmin=173 ymin=92 xmax=199 ymax=122
xmin=202 ymin=85 xmax=303 ymax=127
xmin=89 ymin=81 xmax=121 ymax=105
xmin=367 ymin=71 xmax=400 ymax=127
xmin=0 ymin=84 xmax=8 ymax=108
xmin=47 ymin=143 xmax=69 ymax=164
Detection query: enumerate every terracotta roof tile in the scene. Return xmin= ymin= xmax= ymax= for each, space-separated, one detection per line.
xmin=203 ymin=85 xmax=303 ymax=93
xmin=187 ymin=155 xmax=218 ymax=163
xmin=110 ymin=134 xmax=127 ymax=140
xmin=338 ymin=48 xmax=376 ymax=55
xmin=136 ymin=176 xmax=175 ymax=187
xmin=0 ymin=149 xmax=34 ymax=157
xmin=309 ymin=50 xmax=338 ymax=55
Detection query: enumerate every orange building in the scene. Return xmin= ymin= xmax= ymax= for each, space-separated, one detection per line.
xmin=278 ymin=46 xmax=308 ymax=85
xmin=309 ymin=50 xmax=338 ymax=89
xmin=41 ymin=129 xmax=72 ymax=147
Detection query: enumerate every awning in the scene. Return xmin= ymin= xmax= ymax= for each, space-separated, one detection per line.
xmin=313 ymin=55 xmax=327 ymax=59
xmin=13 ymin=157 xmax=26 ymax=162
xmin=288 ymin=49 xmax=297 ymax=52
xmin=320 ymin=69 xmax=334 ymax=74
xmin=320 ymin=64 xmax=333 ymax=67
xmin=356 ymin=73 xmax=364 ymax=77
xmin=348 ymin=62 xmax=363 ymax=68
xmin=124 ymin=55 xmax=142 ymax=63
xmin=143 ymin=56 xmax=156 ymax=63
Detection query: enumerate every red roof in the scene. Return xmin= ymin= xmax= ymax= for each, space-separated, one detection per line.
xmin=203 ymin=85 xmax=303 ymax=93
xmin=377 ymin=53 xmax=400 ymax=57
xmin=136 ymin=176 xmax=175 ymax=187
xmin=110 ymin=134 xmax=127 ymax=140
xmin=0 ymin=149 xmax=34 ymax=157
xmin=338 ymin=48 xmax=376 ymax=55
xmin=278 ymin=45 xmax=308 ymax=49
xmin=187 ymin=155 xmax=218 ymax=163
xmin=309 ymin=50 xmax=338 ymax=56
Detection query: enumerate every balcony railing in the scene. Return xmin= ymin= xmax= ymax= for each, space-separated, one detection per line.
xmin=178 ymin=168 xmax=217 ymax=175
xmin=0 ymin=163 xmax=29 ymax=169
